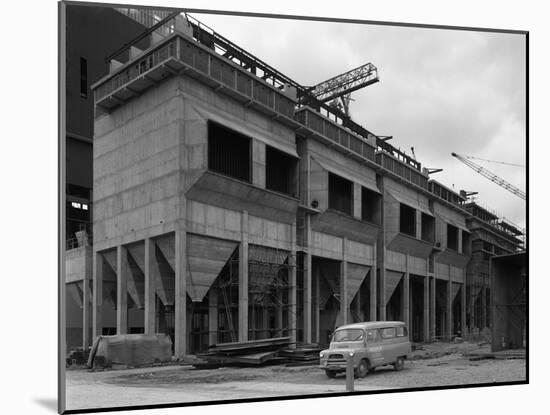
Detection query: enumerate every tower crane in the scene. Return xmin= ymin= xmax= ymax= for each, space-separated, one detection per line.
xmin=451 ymin=152 xmax=526 ymax=200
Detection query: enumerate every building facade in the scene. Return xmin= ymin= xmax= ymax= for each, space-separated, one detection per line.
xmin=65 ymin=10 xmax=524 ymax=355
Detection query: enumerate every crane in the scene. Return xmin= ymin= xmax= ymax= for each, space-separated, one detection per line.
xmin=451 ymin=152 xmax=526 ymax=200
xmin=303 ymin=62 xmax=379 ymax=117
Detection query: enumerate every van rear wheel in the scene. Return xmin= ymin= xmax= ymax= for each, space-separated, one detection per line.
xmin=354 ymin=359 xmax=369 ymax=378
xmin=393 ymin=357 xmax=405 ymax=371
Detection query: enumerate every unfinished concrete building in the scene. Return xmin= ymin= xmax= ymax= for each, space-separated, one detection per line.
xmin=64 ymin=9 xmax=525 ymax=356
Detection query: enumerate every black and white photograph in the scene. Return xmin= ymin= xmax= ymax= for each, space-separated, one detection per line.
xmin=56 ymin=0 xmax=529 ymax=413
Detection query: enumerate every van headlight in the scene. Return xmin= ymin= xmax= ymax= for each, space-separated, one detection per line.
xmin=349 ymin=352 xmax=355 ymax=357
xmin=320 ymin=352 xmax=325 ymax=358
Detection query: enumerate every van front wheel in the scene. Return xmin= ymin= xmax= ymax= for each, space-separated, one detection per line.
xmin=325 ymin=370 xmax=337 ymax=378
xmin=393 ymin=357 xmax=405 ymax=371
xmin=355 ymin=359 xmax=369 ymax=378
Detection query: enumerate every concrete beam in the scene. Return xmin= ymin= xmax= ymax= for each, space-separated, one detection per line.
xmin=239 ymin=210 xmax=249 ymax=342
xmin=353 ymin=182 xmax=362 ymax=220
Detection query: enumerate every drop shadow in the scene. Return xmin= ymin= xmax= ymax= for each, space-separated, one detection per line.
xmin=34 ymin=398 xmax=58 ymax=412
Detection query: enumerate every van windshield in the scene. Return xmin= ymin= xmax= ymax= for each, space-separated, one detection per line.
xmin=332 ymin=329 xmax=364 ymax=342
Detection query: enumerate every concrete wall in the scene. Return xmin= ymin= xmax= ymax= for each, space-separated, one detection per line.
xmin=66 ymin=246 xmax=92 ymax=283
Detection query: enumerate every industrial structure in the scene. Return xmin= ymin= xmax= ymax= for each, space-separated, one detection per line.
xmin=64 ymin=6 xmax=525 ymax=357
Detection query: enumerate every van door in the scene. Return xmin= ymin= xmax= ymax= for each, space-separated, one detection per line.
xmin=365 ymin=329 xmax=384 ymax=367
xmin=380 ymin=327 xmax=398 ymax=363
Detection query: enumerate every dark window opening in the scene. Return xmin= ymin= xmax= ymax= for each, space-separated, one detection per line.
xmin=447 ymin=224 xmax=459 ymax=251
xmin=208 ymin=122 xmax=251 ymax=182
xmin=399 ymin=204 xmax=416 ymax=237
xmin=361 ymin=187 xmax=381 ymax=224
xmin=462 ymin=232 xmax=471 ymax=255
xmin=328 ymin=173 xmax=353 ymax=215
xmin=421 ymin=213 xmax=435 ymax=243
xmin=80 ymin=57 xmax=88 ymax=98
xmin=266 ymin=146 xmax=297 ymax=197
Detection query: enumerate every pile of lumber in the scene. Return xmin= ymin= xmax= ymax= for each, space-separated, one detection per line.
xmin=194 ymin=337 xmax=292 ymax=367
xmin=279 ymin=344 xmax=321 ymax=366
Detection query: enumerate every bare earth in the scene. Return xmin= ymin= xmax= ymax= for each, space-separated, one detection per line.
xmin=65 ymin=343 xmax=527 ymax=411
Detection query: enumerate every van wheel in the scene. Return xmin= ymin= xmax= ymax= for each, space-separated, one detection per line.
xmin=325 ymin=370 xmax=336 ymax=378
xmin=393 ymin=357 xmax=405 ymax=371
xmin=354 ymin=359 xmax=369 ymax=378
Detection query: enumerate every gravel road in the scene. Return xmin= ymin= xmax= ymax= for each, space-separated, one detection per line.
xmin=65 ymin=348 xmax=526 ymax=411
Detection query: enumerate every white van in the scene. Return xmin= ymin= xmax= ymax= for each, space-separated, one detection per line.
xmin=319 ymin=321 xmax=412 ymax=378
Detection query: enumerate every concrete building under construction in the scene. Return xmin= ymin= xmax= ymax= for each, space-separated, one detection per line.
xmin=64 ymin=7 xmax=525 ymax=357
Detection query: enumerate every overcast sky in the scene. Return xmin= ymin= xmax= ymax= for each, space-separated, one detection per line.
xmin=190 ymin=12 xmax=526 ymax=230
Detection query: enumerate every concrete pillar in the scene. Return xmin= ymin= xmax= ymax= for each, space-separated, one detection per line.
xmin=340 ymin=238 xmax=348 ymax=325
xmin=144 ymin=238 xmax=156 ymax=335
xmin=92 ymin=251 xmax=103 ymax=340
xmin=461 ymin=280 xmax=466 ymax=336
xmin=174 ymin=229 xmax=188 ymax=357
xmin=402 ymin=254 xmax=410 ymax=328
xmin=416 ymin=210 xmax=422 ymax=239
xmin=208 ymin=289 xmax=218 ymax=346
xmin=289 ymin=222 xmax=297 ymax=345
xmin=116 ymin=245 xmax=128 ymax=335
xmin=314 ymin=264 xmax=320 ymax=343
xmin=481 ymin=286 xmax=487 ymax=329
xmin=303 ymin=216 xmax=312 ymax=344
xmin=458 ymin=230 xmax=463 ymax=254
xmin=353 ymin=182 xmax=362 ymax=220
xmin=238 ymin=210 xmax=249 ymax=342
xmin=423 ymin=276 xmax=429 ymax=342
xmin=447 ymin=264 xmax=452 ymax=338
xmin=430 ymin=277 xmax=436 ymax=340
xmin=370 ymin=244 xmax=377 ymax=321
xmin=82 ymin=279 xmax=91 ymax=349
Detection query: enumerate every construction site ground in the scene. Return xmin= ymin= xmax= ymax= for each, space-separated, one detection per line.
xmin=65 ymin=341 xmax=526 ymax=411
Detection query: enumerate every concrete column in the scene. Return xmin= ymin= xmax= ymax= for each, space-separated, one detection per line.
xmin=174 ymin=229 xmax=188 ymax=357
xmin=289 ymin=222 xmax=297 ymax=345
xmin=116 ymin=245 xmax=128 ymax=335
xmin=340 ymin=238 xmax=348 ymax=325
xmin=144 ymin=238 xmax=156 ymax=335
xmin=370 ymin=244 xmax=377 ymax=321
xmin=82 ymin=279 xmax=91 ymax=349
xmin=430 ymin=277 xmax=436 ymax=340
xmin=447 ymin=264 xmax=452 ymax=338
xmin=314 ymin=265 xmax=320 ymax=343
xmin=238 ymin=210 xmax=249 ymax=342
xmin=461 ymin=280 xmax=466 ymax=336
xmin=303 ymin=215 xmax=312 ymax=344
xmin=458 ymin=230 xmax=463 ymax=254
xmin=402 ymin=254 xmax=410 ymax=328
xmin=423 ymin=276 xmax=429 ymax=342
xmin=416 ymin=210 xmax=422 ymax=239
xmin=353 ymin=182 xmax=362 ymax=220
xmin=92 ymin=251 xmax=103 ymax=340
xmin=208 ymin=289 xmax=218 ymax=346
xmin=481 ymin=286 xmax=487 ymax=329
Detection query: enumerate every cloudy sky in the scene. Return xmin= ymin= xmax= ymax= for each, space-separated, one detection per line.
xmin=190 ymin=12 xmax=527 ymax=230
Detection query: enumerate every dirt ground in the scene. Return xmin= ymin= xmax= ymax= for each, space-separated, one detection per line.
xmin=64 ymin=342 xmax=527 ymax=411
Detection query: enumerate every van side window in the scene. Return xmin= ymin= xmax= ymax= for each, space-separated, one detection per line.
xmin=396 ymin=326 xmax=408 ymax=337
xmin=366 ymin=329 xmax=381 ymax=342
xmin=381 ymin=327 xmax=396 ymax=338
